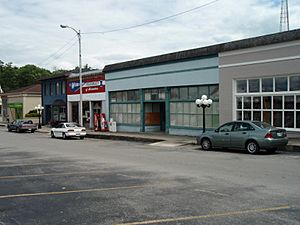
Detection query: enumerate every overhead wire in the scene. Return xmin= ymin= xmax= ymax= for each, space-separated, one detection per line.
xmin=82 ymin=0 xmax=219 ymax=35
xmin=40 ymin=0 xmax=219 ymax=67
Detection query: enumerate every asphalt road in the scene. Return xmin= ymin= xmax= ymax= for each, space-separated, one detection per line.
xmin=0 ymin=127 xmax=299 ymax=225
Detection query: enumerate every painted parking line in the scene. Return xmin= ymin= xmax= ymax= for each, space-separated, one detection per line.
xmin=0 ymin=185 xmax=148 ymax=199
xmin=0 ymin=171 xmax=105 ymax=180
xmin=113 ymin=205 xmax=290 ymax=225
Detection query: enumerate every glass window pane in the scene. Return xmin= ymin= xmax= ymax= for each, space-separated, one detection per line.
xmin=199 ymin=86 xmax=209 ymax=97
xmin=170 ymin=114 xmax=176 ymax=126
xmin=263 ymin=111 xmax=271 ymax=124
xmin=188 ymin=87 xmax=198 ymax=100
xmin=284 ymin=111 xmax=294 ymax=128
xmin=190 ymin=102 xmax=197 ymax=114
xmin=183 ymin=114 xmax=190 ymax=126
xmin=158 ymin=89 xmax=165 ymax=100
xmin=171 ymin=88 xmax=179 ymax=100
xmin=212 ymin=115 xmax=219 ymax=128
xmin=183 ymin=103 xmax=190 ymax=114
xmin=253 ymin=111 xmax=261 ymax=121
xmin=144 ymin=90 xmax=151 ymax=101
xmin=244 ymin=97 xmax=251 ymax=109
xmin=249 ymin=79 xmax=260 ymax=92
xmin=275 ymin=77 xmax=287 ymax=92
xmin=128 ymin=104 xmax=132 ymax=113
xmin=197 ymin=114 xmax=203 ymax=127
xmin=177 ymin=114 xmax=183 ymax=126
xmin=177 ymin=102 xmax=183 ymax=113
xmin=212 ymin=102 xmax=219 ymax=114
xmin=205 ymin=115 xmax=213 ymax=128
xmin=273 ymin=111 xmax=282 ymax=127
xmin=180 ymin=87 xmax=188 ymax=100
xmin=116 ymin=92 xmax=123 ymax=102
xmin=297 ymin=96 xmax=300 ymax=109
xmin=244 ymin=111 xmax=251 ymax=120
xmin=111 ymin=92 xmax=117 ymax=102
xmin=290 ymin=76 xmax=300 ymax=91
xmin=236 ymin=111 xmax=242 ymax=120
xmin=253 ymin=97 xmax=261 ymax=109
xmin=263 ymin=96 xmax=271 ymax=109
xmin=273 ymin=96 xmax=282 ymax=109
xmin=170 ymin=103 xmax=176 ymax=113
xmin=284 ymin=96 xmax=294 ymax=109
xmin=236 ymin=80 xmax=247 ymax=93
xmin=236 ymin=97 xmax=242 ymax=109
xmin=297 ymin=112 xmax=300 ymax=128
xmin=190 ymin=115 xmax=197 ymax=127
xmin=262 ymin=78 xmax=273 ymax=92
xmin=209 ymin=85 xmax=219 ymax=101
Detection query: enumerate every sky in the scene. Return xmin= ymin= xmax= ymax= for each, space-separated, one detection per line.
xmin=0 ymin=0 xmax=299 ymax=71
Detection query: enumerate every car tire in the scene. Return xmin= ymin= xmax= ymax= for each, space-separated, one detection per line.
xmin=16 ymin=127 xmax=21 ymax=133
xmin=31 ymin=130 xmax=35 ymax=133
xmin=246 ymin=140 xmax=260 ymax=154
xmin=201 ymin=138 xmax=212 ymax=150
xmin=62 ymin=132 xmax=67 ymax=140
xmin=8 ymin=128 xmax=12 ymax=132
xmin=80 ymin=136 xmax=85 ymax=140
xmin=51 ymin=131 xmax=55 ymax=138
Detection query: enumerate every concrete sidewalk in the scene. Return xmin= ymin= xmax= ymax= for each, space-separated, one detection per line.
xmin=1 ymin=122 xmax=300 ymax=151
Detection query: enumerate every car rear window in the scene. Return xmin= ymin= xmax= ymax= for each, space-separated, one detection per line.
xmin=23 ymin=120 xmax=33 ymax=124
xmin=252 ymin=121 xmax=273 ymax=129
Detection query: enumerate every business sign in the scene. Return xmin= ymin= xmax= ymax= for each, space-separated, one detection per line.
xmin=8 ymin=103 xmax=23 ymax=108
xmin=67 ymin=77 xmax=105 ymax=95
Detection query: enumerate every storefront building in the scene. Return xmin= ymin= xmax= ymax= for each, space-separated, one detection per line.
xmin=67 ymin=70 xmax=106 ymax=129
xmin=0 ymin=84 xmax=41 ymax=122
xmin=104 ymin=53 xmax=220 ymax=136
xmin=41 ymin=74 xmax=68 ymax=126
xmin=104 ymin=29 xmax=300 ymax=135
xmin=219 ymin=29 xmax=300 ymax=131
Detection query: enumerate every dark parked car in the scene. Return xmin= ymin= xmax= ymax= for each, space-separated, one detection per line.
xmin=7 ymin=120 xmax=37 ymax=133
xmin=197 ymin=121 xmax=288 ymax=154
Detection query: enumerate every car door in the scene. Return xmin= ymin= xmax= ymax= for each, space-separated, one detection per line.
xmin=54 ymin=124 xmax=64 ymax=137
xmin=231 ymin=122 xmax=254 ymax=149
xmin=211 ymin=122 xmax=234 ymax=148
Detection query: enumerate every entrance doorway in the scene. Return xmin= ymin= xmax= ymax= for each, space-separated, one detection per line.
xmin=144 ymin=102 xmax=165 ymax=132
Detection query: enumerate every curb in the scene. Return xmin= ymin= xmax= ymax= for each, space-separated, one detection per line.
xmin=86 ymin=133 xmax=163 ymax=143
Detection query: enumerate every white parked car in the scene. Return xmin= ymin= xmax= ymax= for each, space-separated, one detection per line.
xmin=51 ymin=122 xmax=86 ymax=140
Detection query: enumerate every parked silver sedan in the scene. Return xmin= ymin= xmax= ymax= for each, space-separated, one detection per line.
xmin=51 ymin=122 xmax=86 ymax=140
xmin=197 ymin=121 xmax=288 ymax=154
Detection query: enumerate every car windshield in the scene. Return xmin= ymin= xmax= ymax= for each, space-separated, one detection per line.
xmin=65 ymin=123 xmax=79 ymax=128
xmin=252 ymin=121 xmax=274 ymax=129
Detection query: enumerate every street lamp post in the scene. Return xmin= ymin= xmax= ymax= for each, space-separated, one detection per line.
xmin=35 ymin=104 xmax=44 ymax=129
xmin=195 ymin=95 xmax=213 ymax=133
xmin=60 ymin=24 xmax=83 ymax=126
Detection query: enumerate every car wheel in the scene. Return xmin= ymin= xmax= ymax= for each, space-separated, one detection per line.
xmin=8 ymin=128 xmax=12 ymax=132
xmin=246 ymin=140 xmax=260 ymax=154
xmin=201 ymin=138 xmax=212 ymax=150
xmin=16 ymin=127 xmax=21 ymax=133
xmin=31 ymin=129 xmax=35 ymax=133
xmin=80 ymin=136 xmax=85 ymax=140
xmin=51 ymin=131 xmax=55 ymax=138
xmin=62 ymin=132 xmax=67 ymax=140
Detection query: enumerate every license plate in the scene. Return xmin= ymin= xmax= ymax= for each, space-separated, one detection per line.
xmin=76 ymin=132 xmax=80 ymax=136
xmin=277 ymin=132 xmax=283 ymax=137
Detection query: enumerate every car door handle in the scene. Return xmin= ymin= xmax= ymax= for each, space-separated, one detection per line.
xmin=242 ymin=132 xmax=247 ymax=134
xmin=225 ymin=133 xmax=229 ymax=135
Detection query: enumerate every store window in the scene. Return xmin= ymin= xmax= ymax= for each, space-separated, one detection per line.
xmin=61 ymin=81 xmax=66 ymax=94
xmin=170 ymin=85 xmax=219 ymax=129
xmin=110 ymin=89 xmax=141 ymax=125
xmin=144 ymin=88 xmax=165 ymax=101
xmin=56 ymin=82 xmax=60 ymax=95
xmin=235 ymin=75 xmax=300 ymax=129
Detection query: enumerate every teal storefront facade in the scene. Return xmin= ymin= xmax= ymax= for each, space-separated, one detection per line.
xmin=104 ymin=54 xmax=220 ymax=136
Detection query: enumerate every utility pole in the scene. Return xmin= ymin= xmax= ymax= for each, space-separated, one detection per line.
xmin=280 ymin=0 xmax=290 ymax=32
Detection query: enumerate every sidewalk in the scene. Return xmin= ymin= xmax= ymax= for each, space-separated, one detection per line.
xmin=1 ymin=122 xmax=300 ymax=151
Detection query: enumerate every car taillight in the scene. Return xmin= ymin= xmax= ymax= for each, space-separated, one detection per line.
xmin=265 ymin=132 xmax=273 ymax=138
xmin=67 ymin=129 xmax=74 ymax=132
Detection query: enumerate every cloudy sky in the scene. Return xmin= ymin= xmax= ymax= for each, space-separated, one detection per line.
xmin=1 ymin=0 xmax=299 ymax=71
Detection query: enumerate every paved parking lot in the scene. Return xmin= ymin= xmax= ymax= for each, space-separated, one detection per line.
xmin=0 ymin=128 xmax=300 ymax=225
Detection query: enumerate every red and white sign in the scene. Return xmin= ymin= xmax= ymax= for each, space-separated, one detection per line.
xmin=67 ymin=76 xmax=105 ymax=95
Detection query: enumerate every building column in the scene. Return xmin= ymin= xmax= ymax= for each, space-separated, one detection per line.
xmin=140 ymin=89 xmax=145 ymax=132
xmin=89 ymin=101 xmax=93 ymax=129
xmin=165 ymin=87 xmax=170 ymax=134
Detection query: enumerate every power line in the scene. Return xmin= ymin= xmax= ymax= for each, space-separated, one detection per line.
xmin=82 ymin=0 xmax=219 ymax=35
xmin=42 ymin=39 xmax=78 ymax=67
xmin=38 ymin=35 xmax=77 ymax=66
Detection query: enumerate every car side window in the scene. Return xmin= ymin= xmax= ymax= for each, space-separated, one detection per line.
xmin=219 ymin=123 xmax=234 ymax=132
xmin=242 ymin=122 xmax=254 ymax=131
xmin=234 ymin=122 xmax=255 ymax=131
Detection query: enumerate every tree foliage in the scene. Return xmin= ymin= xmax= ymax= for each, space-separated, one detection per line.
xmin=0 ymin=61 xmax=51 ymax=92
